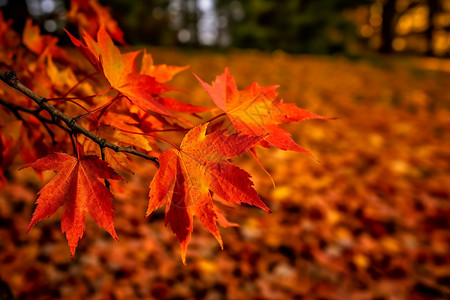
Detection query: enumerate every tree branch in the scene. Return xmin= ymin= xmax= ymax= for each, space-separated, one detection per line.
xmin=0 ymin=97 xmax=70 ymax=133
xmin=0 ymin=70 xmax=159 ymax=167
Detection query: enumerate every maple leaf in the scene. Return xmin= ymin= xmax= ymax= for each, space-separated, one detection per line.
xmin=68 ymin=0 xmax=126 ymax=44
xmin=65 ymin=27 xmax=172 ymax=115
xmin=23 ymin=19 xmax=66 ymax=60
xmin=21 ymin=153 xmax=125 ymax=257
xmin=195 ymin=68 xmax=333 ymax=156
xmin=65 ymin=26 xmax=206 ymax=115
xmin=147 ymin=123 xmax=270 ymax=264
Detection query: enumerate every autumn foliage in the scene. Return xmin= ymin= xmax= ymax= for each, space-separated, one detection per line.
xmin=1 ymin=1 xmax=450 ymax=299
xmin=0 ymin=2 xmax=330 ymax=263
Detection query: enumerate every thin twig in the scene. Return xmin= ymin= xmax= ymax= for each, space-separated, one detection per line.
xmin=69 ymin=132 xmax=77 ymax=156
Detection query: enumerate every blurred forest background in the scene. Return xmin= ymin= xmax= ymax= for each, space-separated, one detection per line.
xmin=1 ymin=0 xmax=450 ymax=299
xmin=2 ymin=0 xmax=450 ymax=56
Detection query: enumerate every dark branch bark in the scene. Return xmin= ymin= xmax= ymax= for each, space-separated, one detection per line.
xmin=0 ymin=70 xmax=159 ymax=167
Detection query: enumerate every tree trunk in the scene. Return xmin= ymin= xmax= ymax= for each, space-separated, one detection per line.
xmin=425 ymin=0 xmax=440 ymax=56
xmin=380 ymin=0 xmax=396 ymax=53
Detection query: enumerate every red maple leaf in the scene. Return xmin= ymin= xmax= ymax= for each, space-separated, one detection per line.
xmin=147 ymin=123 xmax=270 ymax=263
xmin=195 ymin=68 xmax=333 ymax=156
xmin=21 ymin=152 xmax=125 ymax=257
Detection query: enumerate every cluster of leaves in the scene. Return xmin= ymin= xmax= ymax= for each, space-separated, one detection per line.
xmin=0 ymin=1 xmax=329 ymax=262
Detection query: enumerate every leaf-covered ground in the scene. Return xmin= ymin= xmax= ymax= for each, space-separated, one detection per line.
xmin=1 ymin=50 xmax=449 ymax=299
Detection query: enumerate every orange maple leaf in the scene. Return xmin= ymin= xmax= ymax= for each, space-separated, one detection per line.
xmin=147 ymin=123 xmax=270 ymax=264
xmin=65 ymin=26 xmax=206 ymax=115
xmin=23 ymin=19 xmax=66 ymax=60
xmin=195 ymin=68 xmax=333 ymax=156
xmin=21 ymin=153 xmax=125 ymax=257
xmin=67 ymin=0 xmax=126 ymax=44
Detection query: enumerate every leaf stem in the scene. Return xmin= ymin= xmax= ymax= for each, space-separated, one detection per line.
xmin=118 ymin=128 xmax=181 ymax=151
xmin=204 ymin=112 xmax=226 ymax=124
